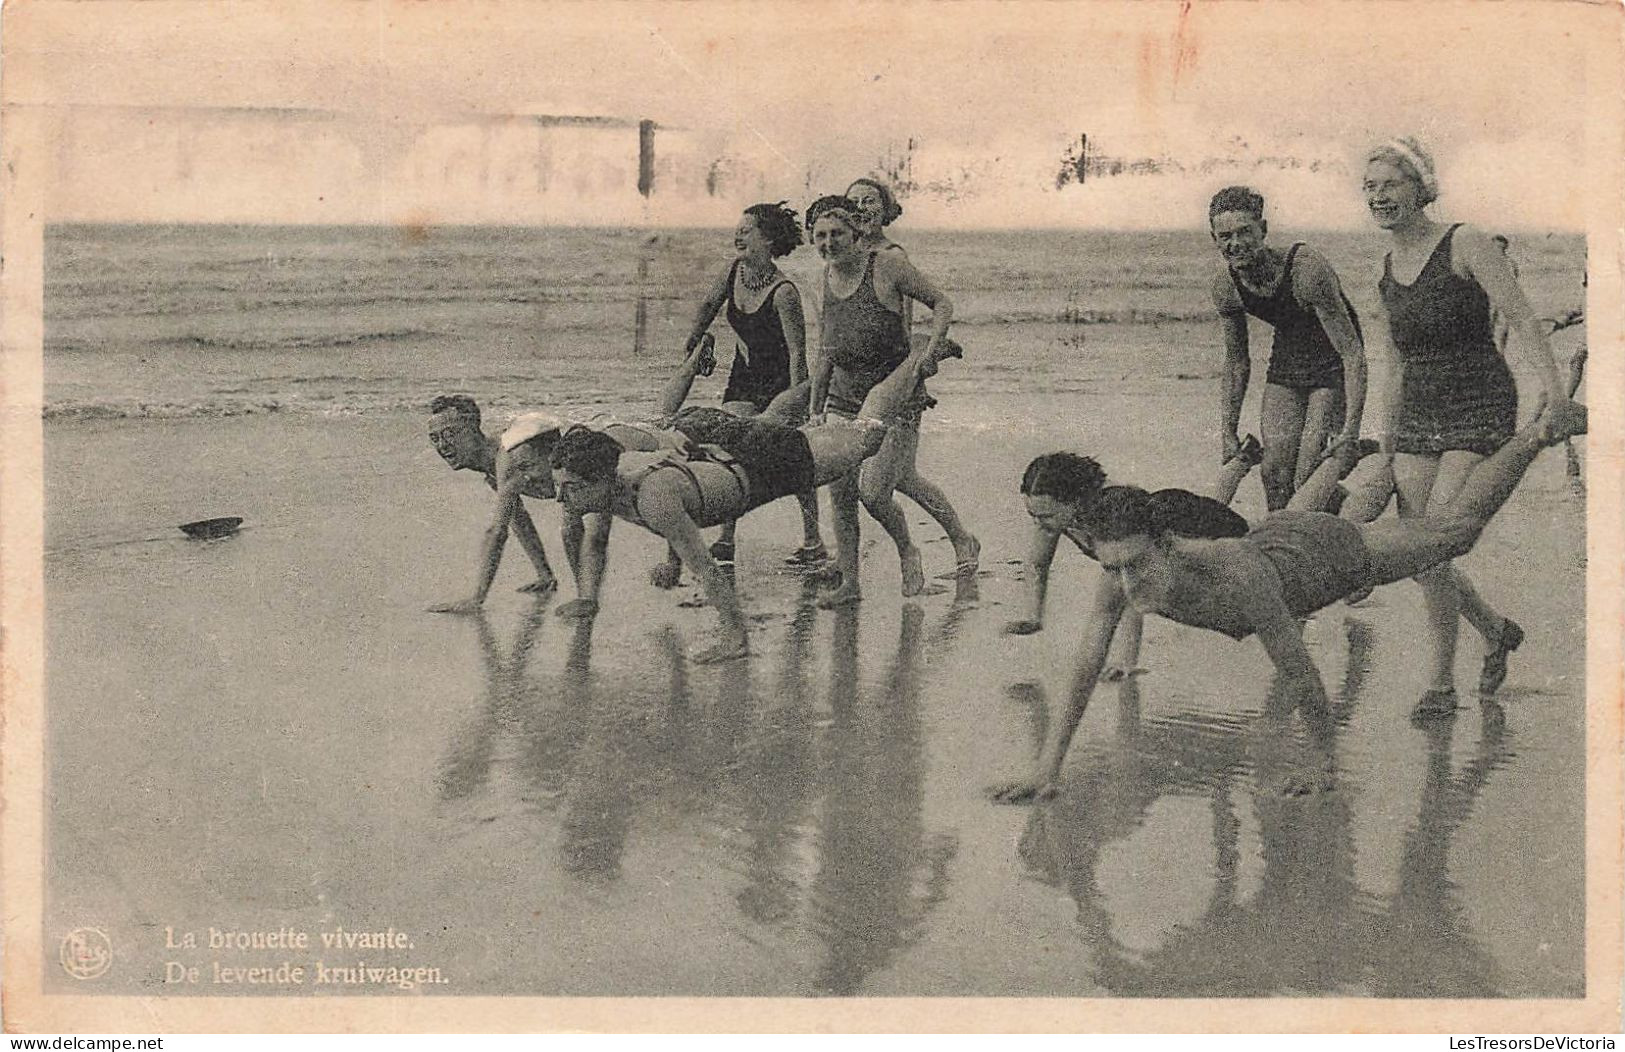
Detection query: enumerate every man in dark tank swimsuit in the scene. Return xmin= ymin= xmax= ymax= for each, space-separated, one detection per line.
xmin=1209 ymin=186 xmax=1368 ymax=511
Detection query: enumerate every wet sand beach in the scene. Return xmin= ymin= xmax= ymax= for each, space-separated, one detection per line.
xmin=43 ymin=382 xmax=1586 ymax=997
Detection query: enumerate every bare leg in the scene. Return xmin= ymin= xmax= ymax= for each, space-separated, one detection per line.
xmin=819 ymin=470 xmax=864 ymax=608
xmin=858 ymin=423 xmax=924 ymax=596
xmin=1260 ymin=383 xmax=1310 ymax=511
xmin=655 ymin=347 xmax=707 ymax=418
xmin=760 ymin=382 xmax=812 ymax=426
xmin=794 ymin=488 xmax=825 ymax=551
xmin=1212 ymin=444 xmax=1259 ymax=505
xmin=896 ymin=466 xmax=980 ymax=574
xmin=1360 ymin=422 xmax=1549 ymax=588
xmin=1339 ymin=456 xmax=1396 ymax=523
xmin=1393 ymin=452 xmax=1461 ymax=692
xmin=1293 ymin=386 xmax=1346 ymax=489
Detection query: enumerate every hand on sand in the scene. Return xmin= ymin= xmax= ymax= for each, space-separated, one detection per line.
xmin=987 ymin=777 xmax=1058 ymax=805
xmin=516 ymin=576 xmax=558 ymax=595
xmin=1003 ymin=618 xmax=1043 ymax=635
xmin=692 ymin=638 xmax=750 ymax=665
xmin=554 ymin=598 xmax=599 ymax=619
xmin=1101 ymin=665 xmax=1147 ymax=683
xmin=649 ymin=561 xmax=682 ymax=589
xmin=428 ymin=597 xmax=483 ymax=615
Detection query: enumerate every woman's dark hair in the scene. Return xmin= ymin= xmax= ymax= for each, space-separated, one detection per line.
xmin=429 ymin=394 xmax=481 ymax=426
xmin=1020 ymin=452 xmax=1107 ymax=505
xmin=743 ymin=202 xmax=803 ymax=258
xmin=550 ymin=426 xmax=623 ymax=481
xmin=846 ymin=177 xmax=904 ymax=225
xmin=1079 ymin=486 xmax=1164 ymax=542
xmin=1208 ymin=185 xmax=1265 ymax=222
xmin=805 ymin=194 xmax=860 ymax=233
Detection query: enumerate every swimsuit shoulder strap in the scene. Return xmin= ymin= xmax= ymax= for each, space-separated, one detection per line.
xmin=725 ymin=258 xmax=741 ymax=310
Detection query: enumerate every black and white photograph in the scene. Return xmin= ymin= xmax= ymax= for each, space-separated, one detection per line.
xmin=2 ymin=0 xmax=1620 ymax=1033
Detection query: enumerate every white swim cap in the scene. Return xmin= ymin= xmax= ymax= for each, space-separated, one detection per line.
xmin=499 ymin=411 xmax=567 ymax=451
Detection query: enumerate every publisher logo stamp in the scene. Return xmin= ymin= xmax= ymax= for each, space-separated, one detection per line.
xmin=60 ymin=927 xmax=113 ymax=980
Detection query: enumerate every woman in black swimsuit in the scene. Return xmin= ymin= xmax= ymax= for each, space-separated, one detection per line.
xmin=1363 ymin=137 xmax=1585 ymax=718
xmin=681 ymin=202 xmax=825 ymax=566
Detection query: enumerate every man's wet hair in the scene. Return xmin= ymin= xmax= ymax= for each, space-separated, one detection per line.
xmin=805 ymin=194 xmax=861 ymax=233
xmin=1020 ymin=452 xmax=1107 ymax=505
xmin=550 ymin=426 xmax=623 ymax=482
xmin=1208 ymin=185 xmax=1266 ymax=223
xmin=744 ymin=202 xmax=804 ymax=258
xmin=846 ymin=177 xmax=904 ymax=225
xmin=430 ymin=394 xmax=481 ymax=426
xmin=1079 ymin=486 xmax=1165 ymax=542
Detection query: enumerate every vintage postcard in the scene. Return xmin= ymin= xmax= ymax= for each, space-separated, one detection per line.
xmin=2 ymin=0 xmax=1620 ymax=1034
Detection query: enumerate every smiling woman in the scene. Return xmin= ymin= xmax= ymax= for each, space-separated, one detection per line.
xmin=1363 ymin=135 xmax=1586 ymax=718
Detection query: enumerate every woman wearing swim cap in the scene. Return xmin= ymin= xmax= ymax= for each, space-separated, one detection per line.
xmin=804 ymin=195 xmax=972 ymax=608
xmin=678 ymin=201 xmax=825 ymax=567
xmin=1363 ymin=136 xmax=1584 ymax=719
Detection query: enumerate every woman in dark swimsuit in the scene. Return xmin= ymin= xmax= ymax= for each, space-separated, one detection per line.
xmin=804 ymin=196 xmax=974 ymax=608
xmin=1363 ymin=137 xmax=1584 ymax=718
xmin=681 ymin=202 xmax=824 ymax=565
xmin=844 ymin=177 xmax=983 ymax=584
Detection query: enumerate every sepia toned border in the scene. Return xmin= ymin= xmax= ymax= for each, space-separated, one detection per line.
xmin=2 ymin=0 xmax=1620 ymax=1033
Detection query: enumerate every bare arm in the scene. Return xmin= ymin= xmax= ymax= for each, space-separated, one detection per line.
xmin=990 ymin=575 xmax=1127 ymax=803
xmin=1366 ymin=277 xmax=1405 ymax=455
xmin=808 ymin=350 xmax=834 ymax=420
xmin=1243 ymin=576 xmax=1323 ymax=692
xmin=774 ymin=282 xmax=810 ymax=386
xmin=560 ymin=509 xmax=585 ymax=580
xmin=642 ymin=480 xmax=748 ymax=659
xmin=556 ymin=512 xmax=613 ymax=618
xmin=1296 ymin=251 xmax=1367 ymax=450
xmin=881 ymin=253 xmax=954 ymax=358
xmin=684 ymin=263 xmax=731 ymax=353
xmin=1456 ymin=225 xmax=1582 ymax=438
xmin=429 ymin=476 xmax=523 ymax=613
xmin=1004 ymin=525 xmax=1062 ymax=634
xmin=508 ymin=503 xmax=557 ymax=590
xmin=1213 ymin=271 xmax=1250 ymax=463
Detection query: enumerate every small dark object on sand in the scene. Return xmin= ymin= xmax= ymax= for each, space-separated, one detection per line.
xmin=179 ymin=517 xmax=243 ymax=540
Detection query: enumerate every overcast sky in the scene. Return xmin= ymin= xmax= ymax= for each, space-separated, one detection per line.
xmin=5 ymin=0 xmax=1603 ymax=228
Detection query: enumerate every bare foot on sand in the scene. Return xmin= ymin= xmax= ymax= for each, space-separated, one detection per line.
xmin=692 ymin=638 xmax=749 ymax=665
xmin=817 ymin=584 xmax=862 ymax=609
xmin=936 ymin=534 xmax=981 ymax=580
xmin=1101 ymin=665 xmax=1147 ymax=683
xmin=554 ymin=598 xmax=599 ymax=619
xmin=900 ymin=547 xmax=925 ymax=596
xmin=987 ymin=777 xmax=1058 ymax=805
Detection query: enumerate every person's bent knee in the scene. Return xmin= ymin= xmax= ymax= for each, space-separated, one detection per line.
xmin=858 ymin=476 xmax=897 ymax=511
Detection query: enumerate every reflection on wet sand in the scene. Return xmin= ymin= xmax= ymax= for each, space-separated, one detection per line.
xmin=433 ymin=578 xmax=978 ymax=994
xmin=1017 ymin=650 xmax=1515 ymax=996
